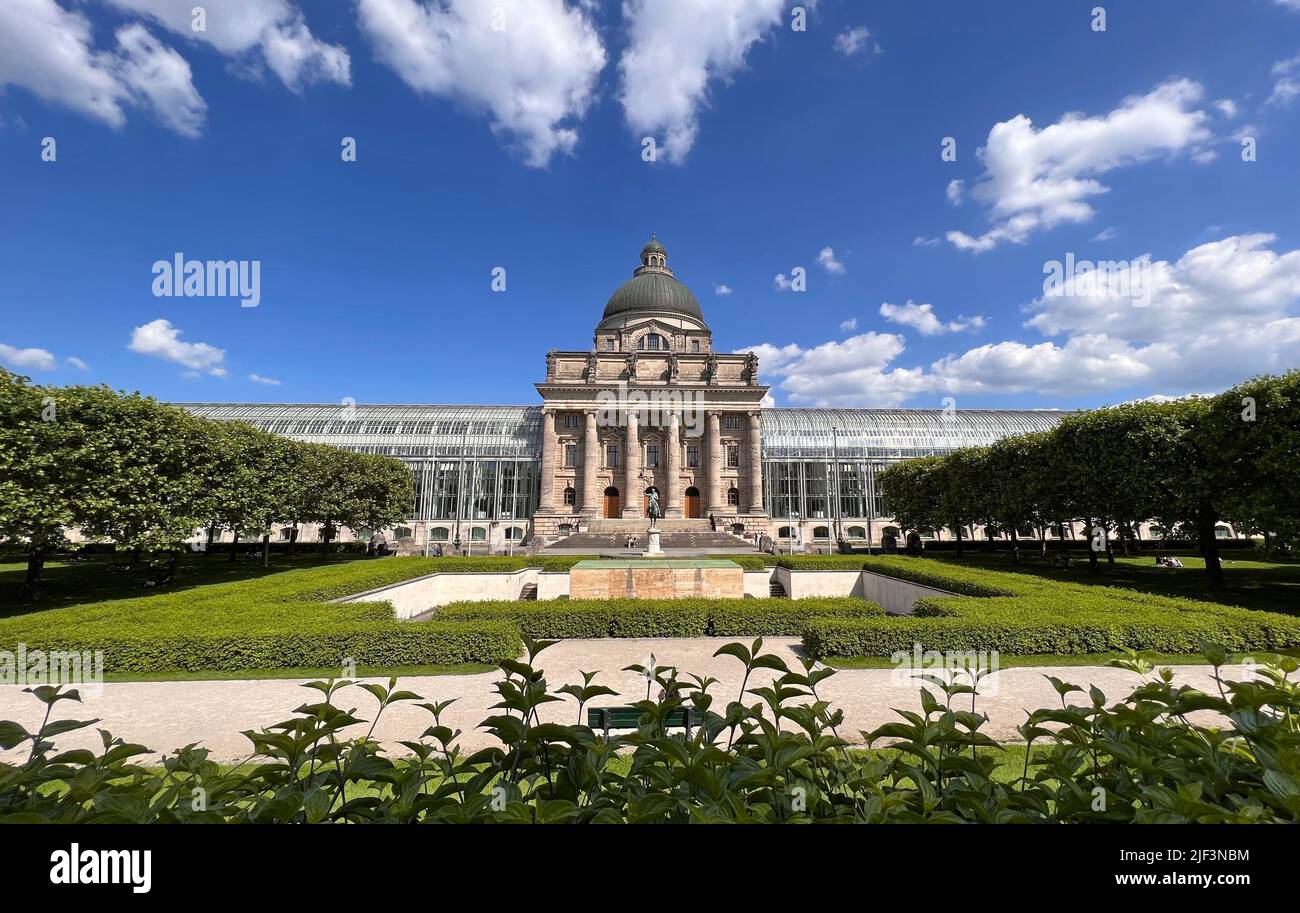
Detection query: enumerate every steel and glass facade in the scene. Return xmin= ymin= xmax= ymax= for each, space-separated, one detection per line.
xmin=181 ymin=403 xmax=1064 ymax=533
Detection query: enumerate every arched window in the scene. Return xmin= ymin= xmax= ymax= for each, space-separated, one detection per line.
xmin=729 ymin=523 xmax=745 ymax=535
xmin=1215 ymin=524 xmax=1233 ymax=539
xmin=563 ymin=486 xmax=575 ymax=506
xmin=471 ymin=527 xmax=487 ymax=542
xmin=813 ymin=526 xmax=830 ymax=541
xmin=279 ymin=528 xmax=294 ymax=540
xmin=881 ymin=526 xmax=900 ymax=539
xmin=777 ymin=526 xmax=793 ymax=538
xmin=394 ymin=526 xmax=413 ymax=539
xmin=727 ymin=487 xmax=739 ymax=506
xmin=429 ymin=527 xmax=449 ymax=542
xmin=504 ymin=526 xmax=524 ymax=540
xmin=847 ymin=525 xmax=866 ymax=539
xmin=637 ymin=333 xmax=669 ymax=351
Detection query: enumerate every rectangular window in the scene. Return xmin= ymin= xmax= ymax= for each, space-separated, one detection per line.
xmin=563 ymin=444 xmax=577 ymax=468
xmin=606 ymin=445 xmax=619 ymax=468
xmin=691 ymin=340 xmax=700 ymax=353
xmin=723 ymin=415 xmax=741 ymax=431
xmin=605 ymin=339 xmax=614 ymax=350
xmin=686 ymin=444 xmax=700 ymax=468
xmin=563 ymin=414 xmax=580 ymax=429
xmin=726 ymin=444 xmax=740 ymax=468
xmin=645 ymin=445 xmax=660 ymax=468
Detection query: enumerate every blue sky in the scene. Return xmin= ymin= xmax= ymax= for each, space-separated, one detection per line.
xmin=2 ymin=0 xmax=1299 ymax=410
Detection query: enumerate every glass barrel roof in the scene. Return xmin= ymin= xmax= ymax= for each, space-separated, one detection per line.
xmin=179 ymin=404 xmax=542 ymax=458
xmin=760 ymin=409 xmax=1067 ymax=460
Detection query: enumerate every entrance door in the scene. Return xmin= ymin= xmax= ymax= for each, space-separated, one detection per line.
xmin=684 ymin=486 xmax=701 ymax=519
xmin=603 ymin=486 xmax=620 ymax=518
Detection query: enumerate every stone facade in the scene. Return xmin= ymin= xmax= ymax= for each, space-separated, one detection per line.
xmin=531 ymin=238 xmax=767 ymax=542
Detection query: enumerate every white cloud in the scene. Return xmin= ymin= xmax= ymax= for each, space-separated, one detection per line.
xmin=879 ymin=301 xmax=985 ymax=336
xmin=248 ymin=373 xmax=281 ymax=385
xmin=65 ymin=356 xmax=89 ymax=370
xmin=128 ymin=319 xmax=226 ymax=376
xmin=912 ymin=236 xmax=940 ymax=247
xmin=839 ymin=318 xmax=857 ymax=333
xmin=358 ymin=0 xmax=604 ymax=167
xmin=1091 ymin=226 xmax=1117 ymax=242
xmin=817 ymin=246 xmax=845 ymax=274
xmin=113 ymin=24 xmax=206 ymax=137
xmin=1214 ymin=98 xmax=1238 ymax=118
xmin=1268 ymin=53 xmax=1300 ymax=108
xmin=104 ymin=0 xmax=349 ymax=91
xmin=619 ymin=0 xmax=788 ymax=163
xmin=1276 ymin=0 xmax=1300 ymax=10
xmin=946 ymin=79 xmax=1213 ymax=252
xmin=745 ymin=233 xmax=1300 ymax=405
xmin=713 ymin=283 xmax=733 ymax=296
xmin=0 ymin=0 xmax=205 ymax=135
xmin=773 ymin=273 xmax=792 ymax=291
xmin=0 ymin=343 xmax=57 ymax=371
xmin=833 ymin=26 xmax=879 ymax=58
xmin=945 ymin=179 xmax=964 ymax=205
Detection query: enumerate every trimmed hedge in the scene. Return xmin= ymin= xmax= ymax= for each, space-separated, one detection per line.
xmin=436 ymin=597 xmax=885 ymax=640
xmin=0 ymin=558 xmax=522 ymax=673
xmin=801 ymin=557 xmax=1300 ymax=658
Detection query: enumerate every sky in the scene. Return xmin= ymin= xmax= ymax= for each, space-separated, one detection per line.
xmin=1 ymin=0 xmax=1298 ymax=411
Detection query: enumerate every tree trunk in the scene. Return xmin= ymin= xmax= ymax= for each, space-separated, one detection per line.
xmin=1085 ymin=520 xmax=1099 ymax=574
xmin=205 ymin=523 xmax=217 ymax=558
xmin=288 ymin=522 xmax=299 ymax=554
xmin=1009 ymin=527 xmax=1021 ymax=564
xmin=1056 ymin=521 xmax=1070 ymax=555
xmin=230 ymin=531 xmax=240 ymax=562
xmin=24 ymin=546 xmax=46 ymax=596
xmin=1198 ymin=505 xmax=1226 ymax=591
xmin=262 ymin=533 xmax=271 ymax=568
xmin=954 ymin=524 xmax=965 ymax=557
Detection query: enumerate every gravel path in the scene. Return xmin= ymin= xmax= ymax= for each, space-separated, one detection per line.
xmin=0 ymin=638 xmax=1245 ymax=764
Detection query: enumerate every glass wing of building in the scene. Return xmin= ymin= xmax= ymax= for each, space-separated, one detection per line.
xmin=760 ymin=409 xmax=1066 ymax=523
xmin=181 ymin=403 xmax=542 ymax=522
xmin=180 ymin=404 xmax=1065 ymax=528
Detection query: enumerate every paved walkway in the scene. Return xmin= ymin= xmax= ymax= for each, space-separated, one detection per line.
xmin=0 ymin=639 xmax=1243 ymax=764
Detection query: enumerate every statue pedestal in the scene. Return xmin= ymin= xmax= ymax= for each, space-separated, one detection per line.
xmin=645 ymin=526 xmax=663 ymax=556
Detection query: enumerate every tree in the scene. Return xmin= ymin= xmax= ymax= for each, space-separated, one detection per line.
xmin=0 ymin=370 xmax=81 ymax=594
xmin=48 ymin=384 xmax=212 ymax=573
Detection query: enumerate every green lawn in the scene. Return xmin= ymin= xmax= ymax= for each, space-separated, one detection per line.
xmin=0 ymin=552 xmax=370 ymax=616
xmin=923 ymin=550 xmax=1300 ymax=615
xmin=0 ymin=555 xmax=522 ymax=675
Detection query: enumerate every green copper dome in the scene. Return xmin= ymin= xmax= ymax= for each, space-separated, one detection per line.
xmin=601 ymin=237 xmax=705 ymax=325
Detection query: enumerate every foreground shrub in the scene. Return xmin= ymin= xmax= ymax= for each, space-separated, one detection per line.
xmin=2 ymin=639 xmax=1296 ymax=823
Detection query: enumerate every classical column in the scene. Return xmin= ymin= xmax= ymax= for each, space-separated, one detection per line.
xmin=580 ymin=409 xmax=599 ymax=517
xmin=705 ymin=410 xmax=724 ymax=516
xmin=665 ymin=411 xmax=682 ymax=517
xmin=538 ymin=408 xmax=558 ymax=512
xmin=622 ymin=409 xmax=641 ymax=517
xmin=747 ymin=410 xmax=765 ymax=514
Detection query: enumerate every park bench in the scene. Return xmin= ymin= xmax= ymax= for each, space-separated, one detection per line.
xmin=587 ymin=706 xmax=702 ymax=740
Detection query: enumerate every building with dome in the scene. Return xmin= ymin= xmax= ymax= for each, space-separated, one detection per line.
xmin=183 ymin=238 xmax=1067 ymax=552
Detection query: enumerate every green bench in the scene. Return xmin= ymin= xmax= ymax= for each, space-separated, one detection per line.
xmin=587 ymin=706 xmax=702 ymax=740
